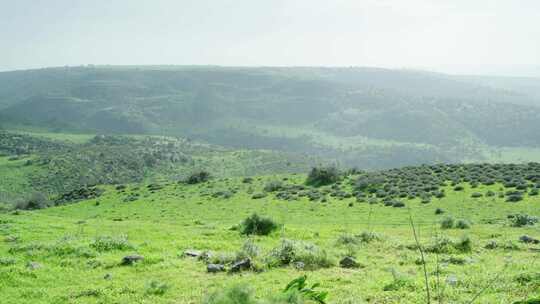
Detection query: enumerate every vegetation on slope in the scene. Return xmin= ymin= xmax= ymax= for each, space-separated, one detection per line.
xmin=0 ymin=165 xmax=539 ymax=303
xmin=1 ymin=66 xmax=540 ymax=168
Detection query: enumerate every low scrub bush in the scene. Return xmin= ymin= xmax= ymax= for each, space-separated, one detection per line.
xmin=15 ymin=192 xmax=50 ymax=210
xmin=305 ymin=166 xmax=340 ymax=187
xmin=185 ymin=170 xmax=211 ymax=184
xmin=264 ymin=181 xmax=284 ymax=192
xmin=510 ymin=214 xmax=538 ymax=227
xmin=239 ymin=214 xmax=278 ymax=236
xmin=145 ymin=280 xmax=170 ymax=296
xmin=456 ymin=219 xmax=472 ymax=229
xmin=424 ymin=235 xmax=472 ymax=254
xmin=440 ymin=216 xmax=455 ymax=229
xmin=90 ymin=235 xmax=134 ymax=252
xmin=357 ymin=231 xmax=381 ymax=243
xmin=267 ymin=239 xmax=333 ymax=270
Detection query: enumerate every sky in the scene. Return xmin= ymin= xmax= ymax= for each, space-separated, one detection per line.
xmin=1 ymin=0 xmax=539 ymax=76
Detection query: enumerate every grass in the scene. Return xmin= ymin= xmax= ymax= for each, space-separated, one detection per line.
xmin=0 ymin=175 xmax=539 ymax=303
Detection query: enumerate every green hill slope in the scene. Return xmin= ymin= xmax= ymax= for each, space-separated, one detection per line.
xmin=0 ymin=164 xmax=539 ymax=303
xmin=1 ymin=66 xmax=540 ymax=168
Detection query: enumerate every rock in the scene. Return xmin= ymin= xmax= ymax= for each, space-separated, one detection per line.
xmin=183 ymin=249 xmax=202 ymax=258
xmin=446 ymin=275 xmax=458 ymax=286
xmin=520 ymin=235 xmax=540 ymax=244
xmin=339 ymin=256 xmax=360 ymax=269
xmin=27 ymin=261 xmax=41 ymax=270
xmin=121 ymin=255 xmax=144 ymax=266
xmin=230 ymin=258 xmax=251 ymax=273
xmin=294 ymin=261 xmax=305 ymax=270
xmin=207 ymin=264 xmax=225 ymax=273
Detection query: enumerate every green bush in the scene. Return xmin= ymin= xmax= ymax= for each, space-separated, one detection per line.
xmin=456 ymin=219 xmax=471 ymax=229
xmin=305 ymin=166 xmax=340 ymax=187
xmin=15 ymin=192 xmax=50 ymax=210
xmin=90 ymin=235 xmax=134 ymax=252
xmin=264 ymin=181 xmax=284 ymax=192
xmin=357 ymin=231 xmax=381 ymax=243
xmin=204 ymin=284 xmax=257 ymax=304
xmin=268 ymin=239 xmax=333 ymax=270
xmin=185 ymin=170 xmax=211 ymax=184
xmin=145 ymin=280 xmax=170 ymax=296
xmin=440 ymin=216 xmax=455 ymax=229
xmin=510 ymin=214 xmax=539 ymax=227
xmin=239 ymin=214 xmax=278 ymax=236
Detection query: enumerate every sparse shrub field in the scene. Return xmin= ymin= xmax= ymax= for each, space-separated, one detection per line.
xmin=1 ymin=132 xmax=540 ymax=303
xmin=0 ymin=167 xmax=539 ymax=304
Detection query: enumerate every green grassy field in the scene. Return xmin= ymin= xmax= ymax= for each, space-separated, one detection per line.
xmin=1 ymin=174 xmax=538 ymax=303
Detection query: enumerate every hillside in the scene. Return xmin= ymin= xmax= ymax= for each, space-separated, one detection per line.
xmin=0 ymin=131 xmax=318 ymax=205
xmin=0 ymin=163 xmax=539 ymax=303
xmin=1 ymin=66 xmax=540 ymax=169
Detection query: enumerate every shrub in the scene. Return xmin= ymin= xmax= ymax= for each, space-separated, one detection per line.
xmin=305 ymin=166 xmax=340 ymax=187
xmin=435 ymin=208 xmax=445 ymax=215
xmin=15 ymin=192 xmax=50 ymax=210
xmin=455 ymin=219 xmax=471 ymax=229
xmin=506 ymin=193 xmax=524 ymax=202
xmin=357 ymin=231 xmax=381 ymax=243
xmin=264 ymin=181 xmax=284 ymax=192
xmin=440 ymin=216 xmax=455 ymax=229
xmin=145 ymin=280 xmax=170 ymax=296
xmin=454 ymin=235 xmax=473 ymax=253
xmin=336 ymin=234 xmax=359 ymax=246
xmin=185 ymin=170 xmax=210 ymax=184
xmin=237 ymin=239 xmax=260 ymax=260
xmin=383 ymin=269 xmax=415 ymax=291
xmin=471 ymin=192 xmax=483 ymax=198
xmin=425 ymin=235 xmax=472 ymax=254
xmin=453 ymin=185 xmax=464 ymax=191
xmin=90 ymin=235 xmax=134 ymax=252
xmin=0 ymin=257 xmax=16 ymax=266
xmin=268 ymin=239 xmax=333 ymax=270
xmin=204 ymin=284 xmax=257 ymax=304
xmin=510 ymin=214 xmax=539 ymax=227
xmin=239 ymin=214 xmax=278 ymax=236
xmin=283 ymin=275 xmax=328 ymax=304
xmin=251 ymin=193 xmax=266 ymax=199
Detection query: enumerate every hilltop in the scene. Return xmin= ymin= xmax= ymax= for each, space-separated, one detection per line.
xmin=1 ymin=66 xmax=540 ymax=169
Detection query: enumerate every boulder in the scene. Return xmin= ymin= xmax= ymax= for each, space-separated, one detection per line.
xmin=339 ymin=256 xmax=360 ymax=269
xmin=520 ymin=235 xmax=540 ymax=244
xmin=121 ymin=255 xmax=144 ymax=265
xmin=27 ymin=261 xmax=41 ymax=270
xmin=183 ymin=249 xmax=202 ymax=258
xmin=207 ymin=264 xmax=225 ymax=273
xmin=230 ymin=258 xmax=251 ymax=273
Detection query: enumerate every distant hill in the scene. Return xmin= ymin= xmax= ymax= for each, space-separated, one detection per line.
xmin=1 ymin=66 xmax=539 ymax=168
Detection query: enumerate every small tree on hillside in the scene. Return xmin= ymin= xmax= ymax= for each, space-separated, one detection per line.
xmin=306 ymin=166 xmax=340 ymax=187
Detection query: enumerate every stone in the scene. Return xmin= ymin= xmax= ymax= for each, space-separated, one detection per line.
xmin=121 ymin=255 xmax=144 ymax=265
xmin=520 ymin=235 xmax=540 ymax=244
xmin=294 ymin=261 xmax=305 ymax=270
xmin=183 ymin=249 xmax=202 ymax=258
xmin=27 ymin=261 xmax=41 ymax=270
xmin=207 ymin=264 xmax=225 ymax=273
xmin=230 ymin=258 xmax=251 ymax=273
xmin=339 ymin=256 xmax=360 ymax=268
xmin=446 ymin=275 xmax=458 ymax=286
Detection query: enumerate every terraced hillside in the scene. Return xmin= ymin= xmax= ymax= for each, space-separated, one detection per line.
xmin=0 ymin=164 xmax=539 ymax=303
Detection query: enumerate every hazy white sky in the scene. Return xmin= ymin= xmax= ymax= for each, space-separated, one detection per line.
xmin=1 ymin=0 xmax=539 ymax=75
